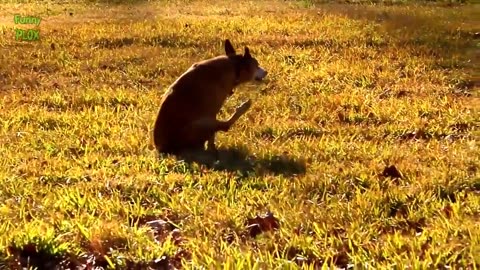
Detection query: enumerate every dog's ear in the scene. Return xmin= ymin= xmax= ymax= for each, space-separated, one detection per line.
xmin=244 ymin=46 xmax=251 ymax=59
xmin=225 ymin=39 xmax=236 ymax=56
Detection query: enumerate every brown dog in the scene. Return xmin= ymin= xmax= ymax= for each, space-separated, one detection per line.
xmin=152 ymin=39 xmax=268 ymax=155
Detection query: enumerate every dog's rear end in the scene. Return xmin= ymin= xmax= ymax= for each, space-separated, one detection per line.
xmin=153 ymin=39 xmax=267 ymax=155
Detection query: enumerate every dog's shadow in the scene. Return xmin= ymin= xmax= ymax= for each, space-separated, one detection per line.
xmin=164 ymin=145 xmax=307 ymax=177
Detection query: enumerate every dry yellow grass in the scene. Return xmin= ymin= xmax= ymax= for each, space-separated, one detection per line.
xmin=0 ymin=0 xmax=479 ymax=268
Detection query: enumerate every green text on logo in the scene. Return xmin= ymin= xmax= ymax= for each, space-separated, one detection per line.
xmin=14 ymin=15 xmax=41 ymax=41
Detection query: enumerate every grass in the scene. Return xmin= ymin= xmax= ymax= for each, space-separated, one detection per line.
xmin=0 ymin=0 xmax=479 ymax=268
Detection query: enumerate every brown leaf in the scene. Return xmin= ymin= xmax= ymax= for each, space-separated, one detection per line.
xmin=223 ymin=230 xmax=236 ymax=244
xmin=442 ymin=204 xmax=454 ymax=218
xmin=245 ymin=212 xmax=280 ymax=238
xmin=246 ymin=224 xmax=263 ymax=238
xmin=382 ymin=165 xmax=403 ymax=179
xmin=332 ymin=250 xmax=349 ymax=268
xmin=149 ymin=256 xmax=170 ymax=269
xmin=145 ymin=219 xmax=180 ymax=244
xmin=170 ymin=228 xmax=184 ymax=246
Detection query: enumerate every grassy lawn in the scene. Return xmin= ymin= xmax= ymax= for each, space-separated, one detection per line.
xmin=0 ymin=0 xmax=479 ymax=268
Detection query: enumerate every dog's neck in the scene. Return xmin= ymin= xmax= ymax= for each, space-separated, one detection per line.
xmin=231 ymin=57 xmax=243 ymax=86
xmin=228 ymin=55 xmax=245 ymax=93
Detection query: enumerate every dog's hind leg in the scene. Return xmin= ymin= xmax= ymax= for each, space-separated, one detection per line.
xmin=207 ymin=99 xmax=252 ymax=152
xmin=184 ymin=99 xmax=252 ymax=152
xmin=226 ymin=99 xmax=252 ymax=127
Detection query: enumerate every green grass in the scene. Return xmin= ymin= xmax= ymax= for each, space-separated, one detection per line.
xmin=0 ymin=0 xmax=479 ymax=268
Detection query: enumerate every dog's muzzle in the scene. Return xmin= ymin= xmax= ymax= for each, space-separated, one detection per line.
xmin=254 ymin=67 xmax=268 ymax=81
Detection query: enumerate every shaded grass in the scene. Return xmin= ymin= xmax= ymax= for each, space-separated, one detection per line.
xmin=0 ymin=0 xmax=479 ymax=268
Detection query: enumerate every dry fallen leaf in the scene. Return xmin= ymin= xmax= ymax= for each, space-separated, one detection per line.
xmin=145 ymin=219 xmax=181 ymax=245
xmin=245 ymin=212 xmax=280 ymax=238
xmin=382 ymin=165 xmax=403 ymax=179
xmin=442 ymin=204 xmax=454 ymax=218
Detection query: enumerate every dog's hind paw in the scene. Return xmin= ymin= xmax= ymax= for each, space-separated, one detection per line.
xmin=236 ymin=99 xmax=252 ymax=115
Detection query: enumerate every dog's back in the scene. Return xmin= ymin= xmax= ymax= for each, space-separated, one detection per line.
xmin=168 ymin=56 xmax=237 ymax=115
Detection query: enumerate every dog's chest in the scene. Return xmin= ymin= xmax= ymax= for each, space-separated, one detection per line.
xmin=203 ymin=89 xmax=231 ymax=116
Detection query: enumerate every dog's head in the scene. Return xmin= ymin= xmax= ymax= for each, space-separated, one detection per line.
xmin=224 ymin=39 xmax=268 ymax=84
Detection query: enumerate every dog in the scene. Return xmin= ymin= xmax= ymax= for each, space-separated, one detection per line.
xmin=152 ymin=39 xmax=268 ymax=155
